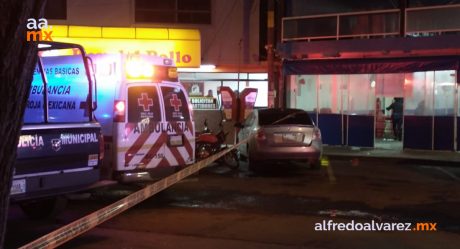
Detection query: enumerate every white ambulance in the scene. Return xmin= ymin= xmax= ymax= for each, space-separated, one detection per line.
xmin=92 ymin=54 xmax=195 ymax=182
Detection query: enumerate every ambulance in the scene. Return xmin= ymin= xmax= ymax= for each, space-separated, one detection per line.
xmin=92 ymin=54 xmax=195 ymax=182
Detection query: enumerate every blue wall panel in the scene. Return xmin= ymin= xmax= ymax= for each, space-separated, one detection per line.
xmin=433 ymin=116 xmax=454 ymax=151
xmin=404 ymin=116 xmax=432 ymax=150
xmin=318 ymin=114 xmax=342 ymax=145
xmin=457 ymin=117 xmax=460 ymax=151
xmin=458 ymin=117 xmax=460 ymax=151
xmin=347 ymin=115 xmax=374 ymax=147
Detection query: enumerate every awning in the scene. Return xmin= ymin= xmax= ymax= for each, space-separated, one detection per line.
xmin=283 ymin=56 xmax=460 ymax=82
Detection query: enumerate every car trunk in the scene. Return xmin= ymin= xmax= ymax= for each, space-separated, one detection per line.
xmin=260 ymin=125 xmax=315 ymax=147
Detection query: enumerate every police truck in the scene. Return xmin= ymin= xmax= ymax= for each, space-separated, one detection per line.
xmin=11 ymin=42 xmax=105 ymax=218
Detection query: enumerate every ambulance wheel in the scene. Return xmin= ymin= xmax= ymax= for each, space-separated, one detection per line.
xmin=20 ymin=196 xmax=67 ymax=219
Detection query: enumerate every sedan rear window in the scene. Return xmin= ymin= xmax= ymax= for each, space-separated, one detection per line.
xmin=258 ymin=110 xmax=313 ymax=126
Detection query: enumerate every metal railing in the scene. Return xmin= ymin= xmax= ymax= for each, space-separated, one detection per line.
xmin=282 ymin=4 xmax=460 ymax=42
xmin=405 ymin=4 xmax=460 ymax=37
xmin=282 ymin=9 xmax=400 ymax=42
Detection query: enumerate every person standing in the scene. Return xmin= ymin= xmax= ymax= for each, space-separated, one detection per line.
xmin=375 ymin=98 xmax=385 ymax=138
xmin=386 ymin=98 xmax=403 ymax=141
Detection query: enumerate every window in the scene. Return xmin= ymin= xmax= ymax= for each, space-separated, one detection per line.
xmin=128 ymin=86 xmax=162 ymax=122
xmin=135 ymin=0 xmax=211 ymax=24
xmin=44 ymin=0 xmax=67 ymax=20
xmin=45 ymin=55 xmax=90 ymax=123
xmin=258 ymin=110 xmax=313 ymax=126
xmin=24 ymin=66 xmax=45 ymax=123
xmin=24 ymin=51 xmax=91 ymax=124
xmin=161 ymin=86 xmax=191 ymax=121
xmin=178 ymin=72 xmax=269 ymax=108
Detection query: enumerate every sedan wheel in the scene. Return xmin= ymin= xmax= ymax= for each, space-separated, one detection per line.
xmin=310 ymin=158 xmax=321 ymax=170
xmin=248 ymin=154 xmax=260 ymax=172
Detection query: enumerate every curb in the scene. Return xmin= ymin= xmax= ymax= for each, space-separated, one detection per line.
xmin=323 ymin=152 xmax=460 ymax=167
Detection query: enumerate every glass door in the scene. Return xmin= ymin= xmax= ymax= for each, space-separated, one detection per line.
xmin=317 ymin=75 xmax=345 ymax=145
xmin=374 ymin=73 xmax=405 ymax=150
xmin=403 ymin=71 xmax=434 ymax=150
xmin=346 ymin=74 xmax=375 ymax=147
xmin=457 ymin=74 xmax=460 ymax=151
xmin=433 ymin=71 xmax=456 ymax=150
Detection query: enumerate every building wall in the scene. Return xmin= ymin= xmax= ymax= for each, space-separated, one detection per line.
xmin=51 ymin=0 xmax=261 ymax=67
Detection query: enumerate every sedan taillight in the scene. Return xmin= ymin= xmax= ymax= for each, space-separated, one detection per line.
xmin=313 ymin=128 xmax=321 ymax=140
xmin=256 ymin=129 xmax=266 ymax=140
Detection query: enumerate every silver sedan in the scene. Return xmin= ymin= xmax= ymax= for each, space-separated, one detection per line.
xmin=238 ymin=108 xmax=322 ymax=171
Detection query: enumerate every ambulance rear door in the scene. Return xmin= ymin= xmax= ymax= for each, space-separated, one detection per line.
xmin=114 ymin=84 xmax=165 ymax=171
xmin=159 ymin=83 xmax=195 ymax=167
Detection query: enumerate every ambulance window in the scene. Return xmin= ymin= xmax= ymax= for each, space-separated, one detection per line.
xmin=23 ymin=64 xmax=45 ymax=123
xmin=128 ymin=86 xmax=161 ymax=122
xmin=161 ymin=86 xmax=190 ymax=121
xmin=44 ymin=55 xmax=91 ymax=123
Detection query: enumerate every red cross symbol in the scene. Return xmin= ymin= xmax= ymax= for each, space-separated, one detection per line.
xmin=138 ymin=93 xmax=153 ymax=111
xmin=169 ymin=94 xmax=182 ymax=112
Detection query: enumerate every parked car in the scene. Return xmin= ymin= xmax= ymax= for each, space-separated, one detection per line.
xmin=237 ymin=108 xmax=322 ymax=171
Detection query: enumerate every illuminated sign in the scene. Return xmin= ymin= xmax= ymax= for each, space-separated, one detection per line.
xmin=190 ymin=97 xmax=217 ymax=110
xmin=50 ymin=25 xmax=201 ymax=68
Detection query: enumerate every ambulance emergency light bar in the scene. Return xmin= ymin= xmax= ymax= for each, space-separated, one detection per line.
xmin=124 ymin=56 xmax=178 ymax=82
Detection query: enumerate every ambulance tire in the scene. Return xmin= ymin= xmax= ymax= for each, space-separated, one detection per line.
xmin=20 ymin=196 xmax=68 ymax=219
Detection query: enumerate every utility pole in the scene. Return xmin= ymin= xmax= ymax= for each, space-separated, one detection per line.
xmin=267 ymin=0 xmax=276 ymax=108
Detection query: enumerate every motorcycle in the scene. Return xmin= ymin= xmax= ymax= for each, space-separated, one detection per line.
xmin=195 ymin=119 xmax=240 ymax=169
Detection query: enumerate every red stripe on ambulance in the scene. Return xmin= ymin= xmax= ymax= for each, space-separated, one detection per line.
xmin=139 ymin=133 xmax=167 ymax=167
xmin=170 ymin=121 xmax=193 ymax=163
xmin=124 ymin=122 xmax=155 ymax=166
xmin=183 ymin=121 xmax=194 ymax=157
xmin=169 ymin=146 xmax=186 ymax=166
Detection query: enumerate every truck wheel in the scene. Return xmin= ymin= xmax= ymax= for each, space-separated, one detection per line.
xmin=20 ymin=196 xmax=67 ymax=219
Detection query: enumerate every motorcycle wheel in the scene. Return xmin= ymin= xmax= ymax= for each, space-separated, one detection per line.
xmin=223 ymin=149 xmax=240 ymax=170
xmin=196 ymin=143 xmax=212 ymax=160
